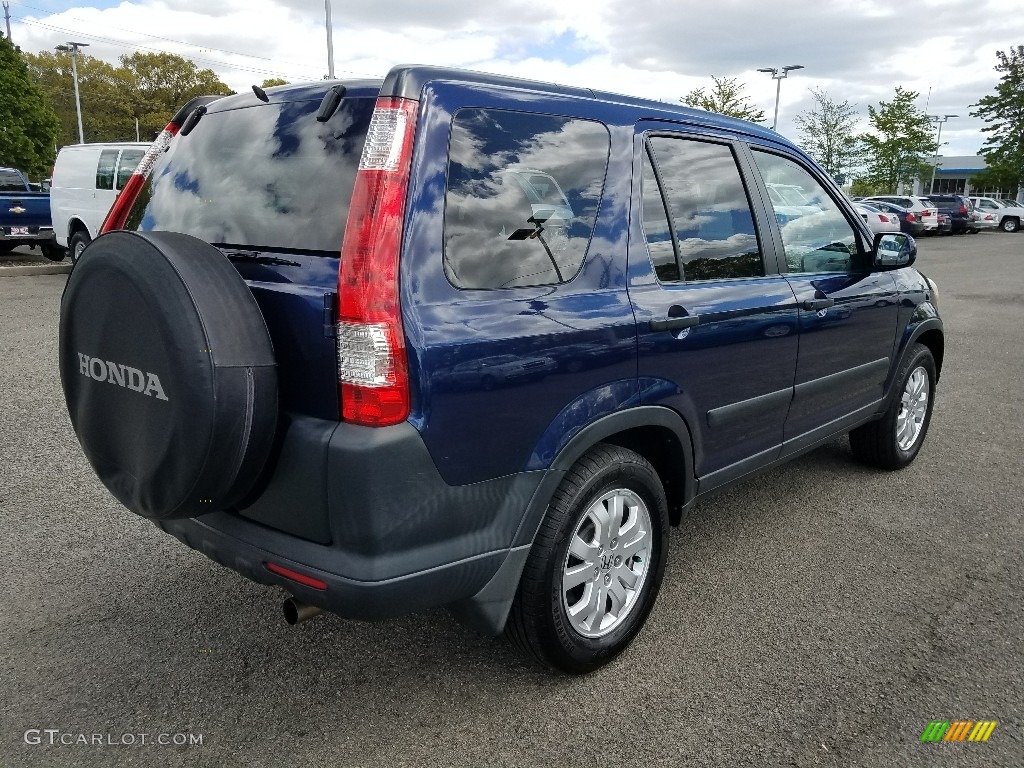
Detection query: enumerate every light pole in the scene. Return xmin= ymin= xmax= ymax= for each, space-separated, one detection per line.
xmin=324 ymin=0 xmax=335 ymax=79
xmin=927 ymin=114 xmax=958 ymax=195
xmin=757 ymin=64 xmax=804 ymax=131
xmin=55 ymin=41 xmax=89 ymax=144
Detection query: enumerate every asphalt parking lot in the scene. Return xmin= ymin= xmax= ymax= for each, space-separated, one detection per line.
xmin=2 ymin=232 xmax=1022 ymax=767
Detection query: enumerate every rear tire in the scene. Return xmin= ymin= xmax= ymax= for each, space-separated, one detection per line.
xmin=505 ymin=443 xmax=669 ymax=673
xmin=41 ymin=243 xmax=66 ymax=262
xmin=70 ymin=230 xmax=91 ymax=263
xmin=850 ymin=343 xmax=936 ymax=470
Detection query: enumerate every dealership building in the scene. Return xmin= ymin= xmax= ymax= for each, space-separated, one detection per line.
xmin=913 ymin=155 xmax=1023 ymax=201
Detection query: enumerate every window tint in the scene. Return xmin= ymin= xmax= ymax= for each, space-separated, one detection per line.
xmin=96 ymin=149 xmax=118 ymax=190
xmin=644 ymin=136 xmax=763 ymax=282
xmin=125 ymin=97 xmax=374 ymax=253
xmin=115 ymin=149 xmax=145 ymax=189
xmin=752 ymin=150 xmax=860 ymax=273
xmin=444 ymin=109 xmax=609 ymax=289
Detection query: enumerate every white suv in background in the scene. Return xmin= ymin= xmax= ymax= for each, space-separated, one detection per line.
xmin=862 ymin=195 xmax=939 ymax=234
xmin=970 ymin=197 xmax=1024 ymax=233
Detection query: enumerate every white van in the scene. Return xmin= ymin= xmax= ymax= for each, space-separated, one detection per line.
xmin=50 ymin=142 xmax=150 ymax=261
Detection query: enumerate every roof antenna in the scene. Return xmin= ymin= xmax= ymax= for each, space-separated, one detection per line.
xmin=252 ymin=84 xmax=269 ymax=103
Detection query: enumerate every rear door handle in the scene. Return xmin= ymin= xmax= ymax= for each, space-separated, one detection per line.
xmin=649 ymin=315 xmax=700 ymax=332
xmin=801 ymin=298 xmax=835 ymax=311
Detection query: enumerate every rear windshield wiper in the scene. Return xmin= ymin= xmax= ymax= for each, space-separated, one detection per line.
xmin=219 ymin=248 xmax=300 ymax=267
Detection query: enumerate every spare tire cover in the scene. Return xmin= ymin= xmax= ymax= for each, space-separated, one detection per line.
xmin=59 ymin=231 xmax=278 ymax=520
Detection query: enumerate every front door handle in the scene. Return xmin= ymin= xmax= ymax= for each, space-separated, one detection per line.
xmin=802 ymin=298 xmax=835 ymax=311
xmin=649 ymin=314 xmax=700 ymax=332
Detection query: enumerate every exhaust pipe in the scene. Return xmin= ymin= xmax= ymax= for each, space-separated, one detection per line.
xmin=282 ymin=597 xmax=321 ymax=625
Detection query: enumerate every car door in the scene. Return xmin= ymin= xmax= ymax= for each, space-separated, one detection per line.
xmin=747 ymin=148 xmax=900 ymax=454
xmin=628 ymin=129 xmax=799 ymax=488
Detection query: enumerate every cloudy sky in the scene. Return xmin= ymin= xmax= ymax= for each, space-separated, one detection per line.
xmin=7 ymin=0 xmax=1024 ymax=157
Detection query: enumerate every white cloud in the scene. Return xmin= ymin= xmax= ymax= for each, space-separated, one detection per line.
xmin=7 ymin=0 xmax=1023 ymax=155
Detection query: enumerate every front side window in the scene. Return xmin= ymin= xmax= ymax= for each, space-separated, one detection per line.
xmin=443 ymin=109 xmax=610 ymax=290
xmin=642 ymin=136 xmax=764 ymax=282
xmin=96 ymin=149 xmax=118 ymax=190
xmin=752 ymin=150 xmax=861 ymax=273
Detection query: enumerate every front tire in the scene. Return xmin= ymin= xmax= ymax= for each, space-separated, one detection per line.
xmin=505 ymin=444 xmax=669 ymax=673
xmin=850 ymin=343 xmax=936 ymax=470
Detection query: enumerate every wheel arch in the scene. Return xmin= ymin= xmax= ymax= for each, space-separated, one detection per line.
xmin=547 ymin=406 xmax=696 ymax=527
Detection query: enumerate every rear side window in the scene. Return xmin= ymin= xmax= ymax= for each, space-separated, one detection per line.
xmin=116 ymin=149 xmax=145 ymax=189
xmin=125 ymin=97 xmax=375 ymax=253
xmin=96 ymin=149 xmax=118 ymax=190
xmin=642 ymin=136 xmax=764 ymax=282
xmin=443 ymin=108 xmax=610 ymax=290
xmin=0 ymin=170 xmax=25 ymax=192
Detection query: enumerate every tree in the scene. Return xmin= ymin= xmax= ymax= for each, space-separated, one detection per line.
xmin=0 ymin=36 xmax=60 ymax=179
xmin=681 ymin=76 xmax=766 ymax=123
xmin=24 ymin=50 xmax=135 ymax=146
xmin=24 ymin=49 xmax=233 ymax=146
xmin=260 ymin=78 xmax=289 ymax=88
xmin=118 ymin=52 xmax=233 ymax=140
xmin=794 ymin=88 xmax=863 ymax=183
xmin=970 ymin=46 xmax=1024 ymax=196
xmin=860 ymin=86 xmax=935 ymax=193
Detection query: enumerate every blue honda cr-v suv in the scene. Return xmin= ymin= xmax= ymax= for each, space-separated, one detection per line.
xmin=59 ymin=66 xmax=943 ymax=673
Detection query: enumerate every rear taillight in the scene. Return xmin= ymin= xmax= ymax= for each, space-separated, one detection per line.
xmin=336 ymin=97 xmax=418 ymax=426
xmin=959 ymin=204 xmax=968 ymax=215
xmin=906 ymin=213 xmax=917 ymax=222
xmin=922 ymin=209 xmax=932 ymax=217
xmin=878 ymin=214 xmax=890 ymax=223
xmin=99 ymin=124 xmax=179 ymax=234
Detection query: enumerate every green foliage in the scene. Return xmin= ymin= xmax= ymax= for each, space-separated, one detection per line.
xmin=682 ymin=76 xmax=766 ymax=123
xmin=0 ymin=36 xmax=60 ymax=179
xmin=971 ymin=46 xmax=1024 ymax=194
xmin=260 ymin=78 xmax=289 ymax=88
xmin=850 ymin=177 xmax=885 ymax=197
xmin=24 ymin=50 xmax=134 ymax=146
xmin=794 ymin=88 xmax=863 ymax=182
xmin=23 ymin=49 xmax=233 ymax=146
xmin=860 ymin=87 xmax=935 ymax=193
xmin=118 ymin=53 xmax=234 ymax=141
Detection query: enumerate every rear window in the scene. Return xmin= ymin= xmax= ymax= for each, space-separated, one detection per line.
xmin=125 ymin=97 xmax=375 ymax=253
xmin=443 ymin=108 xmax=610 ymax=289
xmin=0 ymin=169 xmax=26 ymax=192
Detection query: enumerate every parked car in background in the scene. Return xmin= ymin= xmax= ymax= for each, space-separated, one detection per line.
xmin=0 ymin=167 xmax=64 ymax=260
xmin=971 ymin=209 xmax=998 ymax=232
xmin=864 ymin=200 xmax=926 ymax=236
xmin=855 ymin=202 xmax=901 ymax=235
xmin=862 ymin=195 xmax=939 ymax=234
xmin=50 ymin=142 xmax=150 ymax=262
xmin=936 ymin=212 xmax=952 ymax=234
xmin=970 ymin=196 xmax=1024 ymax=233
xmin=921 ymin=194 xmax=974 ymax=234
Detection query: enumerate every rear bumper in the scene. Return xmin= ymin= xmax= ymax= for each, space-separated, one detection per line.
xmin=156 ymin=414 xmax=546 ymax=629
xmin=157 ymin=512 xmax=513 ymax=622
xmin=1 ymin=226 xmax=55 ymax=244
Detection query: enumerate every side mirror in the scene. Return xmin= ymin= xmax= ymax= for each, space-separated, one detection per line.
xmin=873 ymin=232 xmax=916 ymax=268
